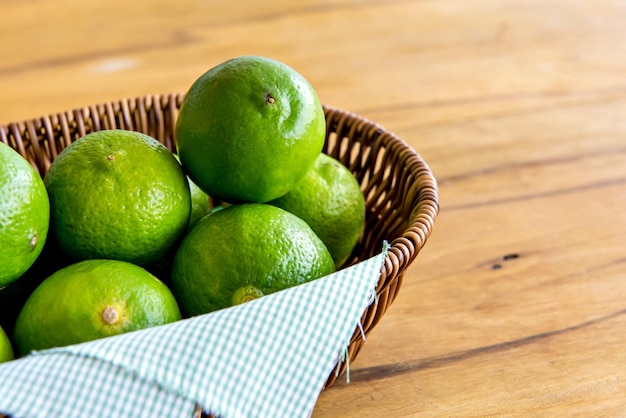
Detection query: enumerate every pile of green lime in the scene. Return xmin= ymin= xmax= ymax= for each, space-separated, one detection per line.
xmin=0 ymin=55 xmax=366 ymax=359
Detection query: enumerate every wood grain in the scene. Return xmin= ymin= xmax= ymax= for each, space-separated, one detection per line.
xmin=2 ymin=0 xmax=626 ymax=415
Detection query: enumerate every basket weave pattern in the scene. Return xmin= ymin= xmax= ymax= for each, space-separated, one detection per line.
xmin=0 ymin=93 xmax=439 ymax=392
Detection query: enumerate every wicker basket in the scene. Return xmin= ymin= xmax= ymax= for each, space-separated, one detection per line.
xmin=0 ymin=93 xmax=439 ymax=391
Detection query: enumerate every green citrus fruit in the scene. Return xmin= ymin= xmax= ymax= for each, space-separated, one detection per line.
xmin=0 ymin=325 xmax=15 ymax=363
xmin=0 ymin=142 xmax=50 ymax=287
xmin=44 ymin=130 xmax=191 ymax=267
xmin=175 ymin=55 xmax=326 ymax=203
xmin=171 ymin=203 xmax=336 ymax=316
xmin=269 ymin=153 xmax=366 ymax=267
xmin=13 ymin=259 xmax=181 ymax=355
xmin=189 ymin=180 xmax=211 ymax=229
xmin=174 ymin=154 xmax=211 ymax=231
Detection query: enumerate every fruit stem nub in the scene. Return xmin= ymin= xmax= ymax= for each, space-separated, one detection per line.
xmin=29 ymin=234 xmax=38 ymax=249
xmin=232 ymin=285 xmax=264 ymax=306
xmin=102 ymin=306 xmax=120 ymax=325
xmin=264 ymin=91 xmax=276 ymax=104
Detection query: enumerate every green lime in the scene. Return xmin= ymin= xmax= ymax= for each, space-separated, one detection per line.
xmin=171 ymin=203 xmax=335 ymax=316
xmin=174 ymin=154 xmax=211 ymax=231
xmin=13 ymin=259 xmax=181 ymax=356
xmin=188 ymin=180 xmax=211 ymax=230
xmin=0 ymin=325 xmax=14 ymax=363
xmin=0 ymin=142 xmax=50 ymax=287
xmin=44 ymin=130 xmax=191 ymax=267
xmin=175 ymin=55 xmax=326 ymax=203
xmin=269 ymin=153 xmax=365 ymax=267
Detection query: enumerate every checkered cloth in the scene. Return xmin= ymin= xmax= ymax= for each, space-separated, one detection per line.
xmin=0 ymin=244 xmax=388 ymax=418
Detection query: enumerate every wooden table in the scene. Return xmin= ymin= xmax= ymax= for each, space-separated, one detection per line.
xmin=3 ymin=0 xmax=626 ymax=416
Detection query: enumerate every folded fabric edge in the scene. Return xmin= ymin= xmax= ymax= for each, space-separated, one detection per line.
xmin=196 ymin=242 xmax=391 ymax=418
xmin=0 ymin=351 xmax=198 ymax=418
xmin=330 ymin=241 xmax=389 ymax=386
xmin=1 ymin=242 xmax=390 ymax=418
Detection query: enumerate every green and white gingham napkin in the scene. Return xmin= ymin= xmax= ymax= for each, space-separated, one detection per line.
xmin=0 ymin=244 xmax=388 ymax=418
